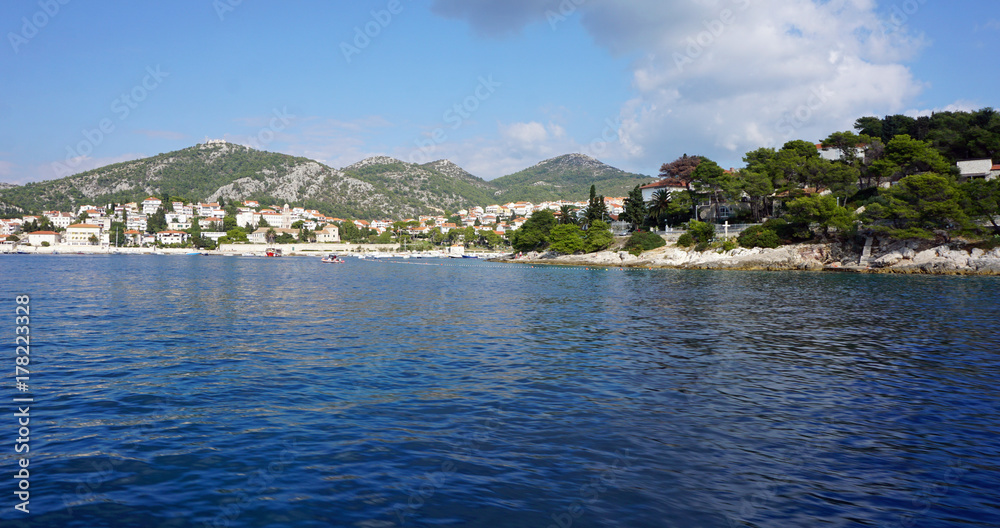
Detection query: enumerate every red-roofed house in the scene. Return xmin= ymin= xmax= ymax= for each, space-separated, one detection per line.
xmin=124 ymin=229 xmax=144 ymax=245
xmin=142 ymin=197 xmax=162 ymax=215
xmin=640 ymin=179 xmax=688 ymax=202
xmin=65 ymin=224 xmax=102 ymax=245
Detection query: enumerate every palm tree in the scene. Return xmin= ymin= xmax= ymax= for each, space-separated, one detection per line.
xmin=558 ymin=205 xmax=578 ymax=225
xmin=647 ymin=190 xmax=672 ymax=230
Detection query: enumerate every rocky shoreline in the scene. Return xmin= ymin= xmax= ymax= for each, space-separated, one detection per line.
xmin=495 ymin=239 xmax=1000 ymax=275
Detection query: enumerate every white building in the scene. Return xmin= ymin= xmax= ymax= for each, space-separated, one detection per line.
xmin=236 ymin=211 xmax=259 ymax=229
xmin=640 ymin=178 xmax=689 ymax=202
xmin=49 ymin=212 xmax=75 ymax=229
xmin=316 ymin=225 xmax=340 ymax=243
xmin=65 ymin=224 xmax=102 ymax=245
xmin=198 ymin=202 xmax=224 ymax=218
xmin=126 ymin=215 xmax=148 ymax=233
xmin=156 ymin=230 xmax=188 ymax=245
xmin=27 ymin=231 xmax=61 ymax=246
xmin=249 ymin=227 xmax=298 ymax=244
xmin=957 ymin=159 xmax=997 ymax=181
xmin=815 ymin=143 xmax=866 ymax=162
xmin=141 ymin=197 xmax=162 ymax=215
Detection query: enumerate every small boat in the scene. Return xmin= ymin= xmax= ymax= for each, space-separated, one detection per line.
xmin=265 ymin=248 xmax=282 ymax=257
xmin=462 ymin=254 xmax=478 ymax=259
xmin=321 ymin=254 xmax=345 ymax=263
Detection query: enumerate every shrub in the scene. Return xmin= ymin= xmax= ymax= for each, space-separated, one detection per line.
xmin=686 ymin=220 xmax=715 ymax=243
xmin=549 ymin=224 xmax=585 ymax=254
xmin=761 ymin=218 xmax=793 ymax=239
xmin=629 ymin=247 xmax=643 ymax=257
xmin=677 ymin=233 xmax=694 ymax=247
xmin=721 ymin=238 xmax=737 ymax=252
xmin=584 ymin=220 xmax=614 ymax=252
xmin=624 ymin=231 xmax=666 ymax=253
xmin=738 ymin=225 xmax=781 ymax=248
xmin=694 ymin=241 xmax=710 ymax=252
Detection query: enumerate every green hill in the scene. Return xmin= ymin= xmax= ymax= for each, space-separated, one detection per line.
xmin=0 ymin=146 xmax=651 ymax=218
xmin=490 ymin=153 xmax=651 ymax=202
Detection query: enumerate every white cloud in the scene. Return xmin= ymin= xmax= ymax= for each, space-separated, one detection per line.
xmin=500 ymin=121 xmax=550 ymax=145
xmin=978 ymin=19 xmax=1000 ymax=32
xmin=431 ymin=0 xmax=929 ymax=169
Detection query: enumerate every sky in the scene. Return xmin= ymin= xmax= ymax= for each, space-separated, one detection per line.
xmin=1 ymin=0 xmax=997 ymax=185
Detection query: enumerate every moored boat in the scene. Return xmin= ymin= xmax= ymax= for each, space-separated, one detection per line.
xmin=321 ymin=254 xmax=345 ymax=263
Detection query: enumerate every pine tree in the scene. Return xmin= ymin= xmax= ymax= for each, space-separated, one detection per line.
xmin=622 ymin=184 xmax=647 ymax=230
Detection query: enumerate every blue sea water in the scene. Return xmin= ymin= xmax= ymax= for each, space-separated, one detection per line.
xmin=2 ymin=254 xmax=1000 ymax=527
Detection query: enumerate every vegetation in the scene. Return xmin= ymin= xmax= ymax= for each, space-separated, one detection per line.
xmin=583 ymin=220 xmax=614 ymax=252
xmin=623 ymin=231 xmax=666 ymax=253
xmin=621 ymin=185 xmax=647 ymax=229
xmin=737 ymin=225 xmax=781 ymax=248
xmin=510 ymin=209 xmax=556 ymax=252
xmin=548 ymin=224 xmax=585 ymax=254
xmin=490 ymin=154 xmax=651 ymax=203
xmin=685 ymin=221 xmax=715 ymax=245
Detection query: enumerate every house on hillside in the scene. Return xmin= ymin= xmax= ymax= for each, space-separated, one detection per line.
xmin=815 ymin=143 xmax=866 ymax=162
xmin=957 ymin=159 xmax=998 ymax=181
xmin=640 ymin=178 xmax=688 ymax=202
xmin=141 ymin=197 xmax=162 ymax=215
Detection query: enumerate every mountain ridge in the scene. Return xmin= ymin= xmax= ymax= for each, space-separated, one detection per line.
xmin=0 ymin=144 xmax=652 ymax=217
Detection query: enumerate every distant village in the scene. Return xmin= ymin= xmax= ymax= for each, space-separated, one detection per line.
xmin=0 ymin=195 xmax=634 ymax=249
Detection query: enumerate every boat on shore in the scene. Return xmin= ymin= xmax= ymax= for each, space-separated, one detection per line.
xmin=265 ymin=248 xmax=283 ymax=257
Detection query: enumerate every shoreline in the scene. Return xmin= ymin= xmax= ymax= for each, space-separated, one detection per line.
xmin=492 ymin=240 xmax=1000 ymax=276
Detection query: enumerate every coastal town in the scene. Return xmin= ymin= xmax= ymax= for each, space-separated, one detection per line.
xmin=0 ymin=194 xmax=632 ymax=252
xmin=3 ymin=110 xmax=999 ymax=264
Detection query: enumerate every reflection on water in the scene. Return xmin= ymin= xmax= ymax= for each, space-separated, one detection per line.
xmin=2 ymin=255 xmax=999 ymax=527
